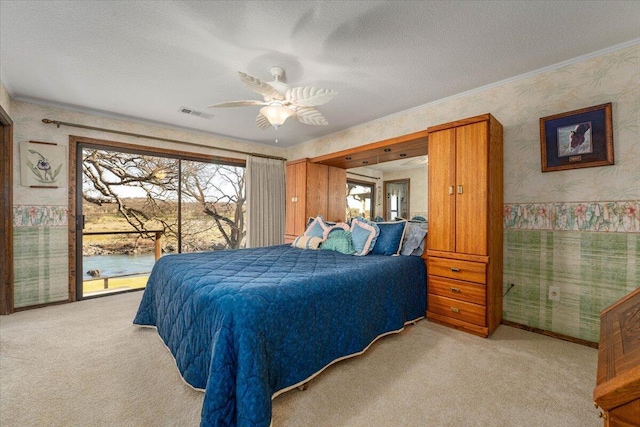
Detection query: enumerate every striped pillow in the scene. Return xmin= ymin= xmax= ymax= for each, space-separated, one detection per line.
xmin=291 ymin=235 xmax=324 ymax=250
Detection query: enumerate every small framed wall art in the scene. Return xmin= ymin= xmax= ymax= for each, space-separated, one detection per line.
xmin=20 ymin=141 xmax=67 ymax=187
xmin=539 ymin=102 xmax=613 ymax=172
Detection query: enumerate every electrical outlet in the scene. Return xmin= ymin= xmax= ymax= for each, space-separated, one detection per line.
xmin=548 ymin=286 xmax=560 ymax=301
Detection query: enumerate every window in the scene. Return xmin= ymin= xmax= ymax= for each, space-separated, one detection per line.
xmin=346 ymin=180 xmax=375 ymax=220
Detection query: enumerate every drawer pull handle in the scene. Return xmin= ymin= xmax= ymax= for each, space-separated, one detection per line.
xmin=450 ymin=287 xmax=461 ymax=293
xmin=450 ymin=267 xmax=460 ymax=272
xmin=598 ymin=411 xmax=606 ymax=419
xmin=450 ymin=307 xmax=460 ymax=313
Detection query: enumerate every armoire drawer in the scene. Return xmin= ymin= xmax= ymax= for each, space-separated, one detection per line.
xmin=428 ymin=294 xmax=486 ymax=326
xmin=428 ymin=276 xmax=486 ymax=306
xmin=427 ymin=257 xmax=486 ymax=284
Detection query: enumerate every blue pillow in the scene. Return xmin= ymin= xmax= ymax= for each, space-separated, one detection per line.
xmin=304 ymin=216 xmax=329 ymax=238
xmin=372 ymin=220 xmax=407 ymax=256
xmin=350 ymin=217 xmax=380 ymax=256
xmin=400 ymin=222 xmax=427 ymax=256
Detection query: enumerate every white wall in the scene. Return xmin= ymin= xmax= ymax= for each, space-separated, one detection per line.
xmin=383 ymin=166 xmax=428 ymax=220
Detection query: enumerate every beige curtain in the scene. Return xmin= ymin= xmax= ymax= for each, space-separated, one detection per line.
xmin=246 ymin=156 xmax=285 ymax=248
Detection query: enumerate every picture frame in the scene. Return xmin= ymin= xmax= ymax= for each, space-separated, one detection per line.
xmin=539 ymin=102 xmax=613 ymax=172
xmin=20 ymin=141 xmax=67 ymax=187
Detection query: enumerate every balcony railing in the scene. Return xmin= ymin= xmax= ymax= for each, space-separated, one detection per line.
xmin=83 ymin=229 xmax=164 ymax=290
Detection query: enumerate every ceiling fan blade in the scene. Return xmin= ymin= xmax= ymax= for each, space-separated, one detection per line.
xmin=256 ymin=113 xmax=272 ymax=130
xmin=286 ymin=87 xmax=337 ymax=107
xmin=206 ymin=100 xmax=267 ymax=108
xmin=238 ymin=71 xmax=283 ymax=100
xmin=296 ymin=107 xmax=329 ymax=126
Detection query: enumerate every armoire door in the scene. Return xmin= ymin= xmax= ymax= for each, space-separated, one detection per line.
xmin=427 ymin=128 xmax=456 ymax=253
xmin=326 ymin=166 xmax=346 ymax=222
xmin=455 ymin=122 xmax=488 ymax=256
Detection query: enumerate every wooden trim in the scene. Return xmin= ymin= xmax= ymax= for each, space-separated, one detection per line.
xmin=69 ymin=137 xmax=78 ymax=302
xmin=426 ymin=113 xmax=492 ymax=133
xmin=29 ymin=140 xmax=57 ymax=146
xmin=425 ymin=249 xmax=489 ymax=263
xmin=600 ymin=286 xmax=640 ymax=316
xmin=310 ymin=130 xmax=428 ymax=169
xmin=501 ymin=320 xmax=598 ymax=348
xmin=0 ymin=106 xmax=14 ymax=314
xmin=427 ymin=311 xmax=489 ymax=337
xmin=285 ymin=158 xmax=309 ymax=166
xmin=14 ymin=299 xmax=70 ymax=312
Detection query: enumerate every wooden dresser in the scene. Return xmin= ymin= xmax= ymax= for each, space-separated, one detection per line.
xmin=284 ymin=159 xmax=346 ymax=243
xmin=426 ymin=114 xmax=503 ymax=337
xmin=593 ymin=287 xmax=640 ymax=426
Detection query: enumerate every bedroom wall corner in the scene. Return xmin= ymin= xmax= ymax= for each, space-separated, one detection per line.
xmin=0 ymin=80 xmax=11 ymax=117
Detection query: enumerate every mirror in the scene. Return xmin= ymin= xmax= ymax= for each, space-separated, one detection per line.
xmin=384 ymin=179 xmax=409 ymax=221
xmin=346 ymin=155 xmax=428 ymax=222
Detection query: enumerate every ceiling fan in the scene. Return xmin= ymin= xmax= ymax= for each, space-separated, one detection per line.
xmin=207 ymin=66 xmax=337 ymax=131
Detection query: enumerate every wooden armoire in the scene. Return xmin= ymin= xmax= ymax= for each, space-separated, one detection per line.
xmin=426 ymin=114 xmax=503 ymax=337
xmin=284 ymin=159 xmax=346 ymax=243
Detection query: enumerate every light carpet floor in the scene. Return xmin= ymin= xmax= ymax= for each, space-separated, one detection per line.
xmin=0 ymin=291 xmax=600 ymax=426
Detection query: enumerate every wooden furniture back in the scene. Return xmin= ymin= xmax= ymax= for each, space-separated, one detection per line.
xmin=594 ymin=287 xmax=640 ymax=426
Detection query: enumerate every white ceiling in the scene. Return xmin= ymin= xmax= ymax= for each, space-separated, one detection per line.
xmin=2 ymin=1 xmax=639 ymax=148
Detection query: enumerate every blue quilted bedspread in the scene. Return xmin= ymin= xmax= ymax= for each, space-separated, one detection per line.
xmin=133 ymin=245 xmax=426 ymax=427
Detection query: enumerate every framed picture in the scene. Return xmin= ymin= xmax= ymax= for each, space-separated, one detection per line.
xmin=539 ymin=102 xmax=613 ymax=172
xmin=20 ymin=141 xmax=67 ymax=187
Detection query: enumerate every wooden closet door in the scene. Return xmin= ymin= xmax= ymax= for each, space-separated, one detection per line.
xmin=326 ymin=166 xmax=346 ymax=222
xmin=305 ymin=162 xmax=328 ymax=224
xmin=293 ymin=162 xmax=308 ymax=235
xmin=428 ymin=128 xmax=456 ymax=253
xmin=455 ymin=121 xmax=488 ymax=256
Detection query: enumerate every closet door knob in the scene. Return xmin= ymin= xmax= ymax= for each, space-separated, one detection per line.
xmin=448 ymin=186 xmax=454 ymax=195
xmin=457 ymin=185 xmax=463 ymax=194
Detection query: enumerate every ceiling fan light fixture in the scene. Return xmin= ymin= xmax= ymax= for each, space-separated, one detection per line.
xmin=260 ymin=105 xmax=295 ymax=129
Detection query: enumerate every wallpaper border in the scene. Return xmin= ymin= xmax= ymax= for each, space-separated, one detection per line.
xmin=504 ymin=200 xmax=640 ymax=233
xmin=13 ymin=205 xmax=69 ymax=227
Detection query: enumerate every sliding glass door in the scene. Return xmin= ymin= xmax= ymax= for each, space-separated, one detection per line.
xmin=77 ymin=144 xmax=245 ymax=299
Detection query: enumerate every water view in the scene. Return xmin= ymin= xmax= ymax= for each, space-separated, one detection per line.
xmin=82 ymin=253 xmax=157 ymax=280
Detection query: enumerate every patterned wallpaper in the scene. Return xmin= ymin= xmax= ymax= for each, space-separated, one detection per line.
xmin=13 ymin=206 xmax=69 ymax=307
xmin=504 ymin=201 xmax=640 ymax=233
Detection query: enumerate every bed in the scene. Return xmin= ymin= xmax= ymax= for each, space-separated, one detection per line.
xmin=133 ymin=243 xmax=426 ymax=427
